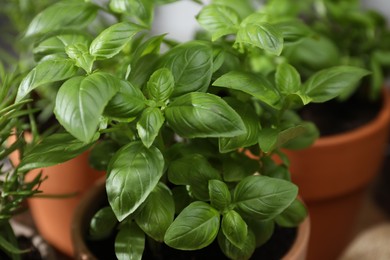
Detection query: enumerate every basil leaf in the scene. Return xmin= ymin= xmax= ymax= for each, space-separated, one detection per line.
xmin=258 ymin=125 xmax=307 ymax=153
xmin=106 ymin=142 xmax=164 ymax=221
xmin=66 ymin=43 xmax=95 ymax=73
xmin=115 ymin=222 xmax=145 ymax=260
xmin=164 ymin=201 xmax=220 ymax=250
xmin=209 ymin=179 xmax=231 ymax=211
xmin=54 ymin=72 xmax=120 ymax=142
xmin=89 ymin=207 xmax=117 ymax=240
xmin=275 ymin=199 xmax=308 ymax=228
xmin=275 ymin=63 xmax=301 ymax=95
xmin=245 ymin=218 xmax=274 ymax=247
xmin=146 ymin=68 xmax=174 ymax=102
xmin=218 ymin=228 xmax=256 ymax=260
xmin=233 ymin=175 xmax=298 ymax=220
xmin=222 ymin=210 xmax=248 ymax=249
xmin=136 ymin=107 xmax=164 ymax=148
xmin=165 ymin=92 xmax=246 ymax=138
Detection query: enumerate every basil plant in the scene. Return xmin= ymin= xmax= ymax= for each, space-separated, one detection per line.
xmin=15 ymin=0 xmax=369 ymax=259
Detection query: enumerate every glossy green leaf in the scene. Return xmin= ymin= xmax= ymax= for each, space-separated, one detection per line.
xmin=233 ymin=175 xmax=298 ymax=220
xmin=135 ymin=183 xmax=175 ymax=241
xmin=217 ymin=228 xmax=256 ymax=260
xmin=89 ymin=140 xmax=120 ymax=171
xmin=66 ymin=43 xmax=95 ymax=73
xmin=196 ymin=4 xmax=240 ymax=41
xmin=275 ymin=199 xmax=308 ymax=228
xmin=159 ymin=42 xmax=213 ymax=96
xmin=245 ymin=218 xmax=274 ymax=247
xmin=104 ymin=80 xmax=146 ymax=119
xmin=222 ymin=154 xmax=259 ymax=182
xmin=168 ymin=154 xmax=221 ymax=201
xmin=136 ymin=107 xmax=164 ymax=148
xmin=146 ymin=68 xmax=174 ymax=102
xmin=275 ymin=63 xmax=301 ymax=95
xmin=209 ymin=179 xmax=231 ymax=211
xmin=16 ymin=58 xmax=77 ymax=101
xmin=109 ymin=0 xmax=154 ymax=26
xmin=55 ymin=72 xmax=120 ymax=142
xmin=107 ymin=142 xmax=164 ymax=221
xmin=275 ymin=20 xmax=311 ymax=44
xmin=303 ymin=66 xmax=371 ymax=103
xmin=222 ymin=210 xmax=247 ymax=249
xmin=236 ymin=21 xmax=283 ymax=55
xmin=18 ymin=133 xmax=95 ymax=171
xmin=89 ymin=207 xmax=118 ymax=240
xmin=283 ymin=122 xmax=319 ymax=150
xmin=164 ymin=201 xmax=220 ymax=250
xmin=258 ymin=125 xmax=307 ymax=153
xmin=115 ymin=221 xmax=145 ymax=260
xmin=90 ymin=22 xmax=145 ymax=59
xmin=165 ymin=92 xmax=246 ymax=138
xmin=25 ymin=1 xmax=98 ymax=39
xmin=213 ymin=71 xmax=281 ymax=109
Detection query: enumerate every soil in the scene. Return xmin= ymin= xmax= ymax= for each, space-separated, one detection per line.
xmin=298 ymin=93 xmax=382 ymax=136
xmin=86 ymin=224 xmax=297 ymax=260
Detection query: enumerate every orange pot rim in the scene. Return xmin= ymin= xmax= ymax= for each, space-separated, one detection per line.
xmin=282 ymin=215 xmax=310 ymax=260
xmin=313 ymin=87 xmax=390 ymax=147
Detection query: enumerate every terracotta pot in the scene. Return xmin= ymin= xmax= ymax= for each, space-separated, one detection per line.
xmin=72 ymin=177 xmax=310 ymax=260
xmin=8 ymin=133 xmax=105 ymax=256
xmin=284 ymin=88 xmax=390 ymax=260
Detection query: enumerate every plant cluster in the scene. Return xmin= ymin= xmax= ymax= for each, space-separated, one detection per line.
xmin=14 ymin=0 xmax=370 ymax=259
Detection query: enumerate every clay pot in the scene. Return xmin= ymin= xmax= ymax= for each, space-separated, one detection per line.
xmin=284 ymin=88 xmax=390 ymax=260
xmin=8 ymin=133 xmax=105 ymax=256
xmin=72 ymin=177 xmax=311 ymax=260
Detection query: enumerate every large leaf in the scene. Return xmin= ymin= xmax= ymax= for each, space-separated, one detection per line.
xmin=136 ymin=107 xmax=165 ymax=148
xmin=90 ymin=22 xmax=145 ymax=59
xmin=213 ymin=71 xmax=281 ymax=109
xmin=135 ymin=183 xmax=175 ymax=241
xmin=115 ymin=221 xmax=145 ymax=260
xmin=165 ymin=92 xmax=246 ymax=138
xmin=233 ymin=175 xmax=298 ymax=220
xmin=54 ymin=72 xmax=120 ymax=142
xmin=25 ymin=1 xmax=98 ymax=39
xmin=106 ymin=142 xmax=164 ymax=221
xmin=159 ymin=42 xmax=213 ymax=97
xmin=275 ymin=199 xmax=308 ymax=228
xmin=303 ymin=66 xmax=370 ymax=103
xmin=18 ymin=133 xmax=96 ymax=171
xmin=16 ymin=58 xmax=78 ymax=101
xmin=164 ymin=201 xmax=220 ymax=250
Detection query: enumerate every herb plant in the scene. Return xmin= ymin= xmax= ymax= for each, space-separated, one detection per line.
xmin=15 ymin=0 xmax=369 ymax=259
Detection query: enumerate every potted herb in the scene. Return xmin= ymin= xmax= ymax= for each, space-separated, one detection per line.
xmin=261 ymin=0 xmax=390 ymax=259
xmin=15 ymin=0 xmax=370 ymax=259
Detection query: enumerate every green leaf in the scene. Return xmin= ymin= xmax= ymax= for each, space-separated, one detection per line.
xmin=258 ymin=125 xmax=307 ymax=153
xmin=196 ymin=4 xmax=240 ymax=41
xmin=104 ymin=80 xmax=146 ymax=119
xmin=18 ymin=133 xmax=95 ymax=171
xmin=222 ymin=210 xmax=248 ymax=249
xmin=209 ymin=180 xmax=231 ymax=211
xmin=275 ymin=63 xmax=301 ymax=95
xmin=164 ymin=201 xmax=220 ymax=250
xmin=66 ymin=43 xmax=95 ymax=73
xmin=275 ymin=20 xmax=312 ymax=44
xmin=275 ymin=199 xmax=308 ymax=228
xmin=89 ymin=140 xmax=120 ymax=171
xmin=115 ymin=221 xmax=145 ymax=260
xmin=236 ymin=21 xmax=283 ymax=55
xmin=136 ymin=107 xmax=164 ymax=148
xmin=213 ymin=71 xmax=281 ymax=109
xmin=25 ymin=1 xmax=98 ymax=39
xmin=146 ymin=68 xmax=174 ymax=102
xmin=222 ymin=153 xmax=259 ymax=182
xmin=89 ymin=207 xmax=118 ymax=240
xmin=165 ymin=92 xmax=246 ymax=138
xmin=16 ymin=58 xmax=78 ymax=101
xmin=34 ymin=34 xmax=90 ymax=59
xmin=303 ymin=66 xmax=371 ymax=103
xmin=135 ymin=183 xmax=175 ymax=241
xmin=233 ymin=175 xmax=298 ymax=220
xmin=90 ymin=22 xmax=145 ymax=59
xmin=219 ymin=99 xmax=261 ymax=153
xmin=54 ymin=72 xmax=120 ymax=142
xmin=107 ymin=142 xmax=164 ymax=221
xmin=168 ymin=154 xmax=221 ymax=201
xmin=245 ymin=218 xmax=274 ymax=247
xmin=283 ymin=122 xmax=319 ymax=150
xmin=159 ymin=42 xmax=213 ymax=97
xmin=0 ymin=223 xmax=26 ymax=258
xmin=109 ymin=0 xmax=154 ymax=26
xmin=218 ymin=228 xmax=256 ymax=260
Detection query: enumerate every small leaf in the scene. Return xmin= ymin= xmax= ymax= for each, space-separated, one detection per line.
xmin=275 ymin=63 xmax=301 ymax=95
xmin=164 ymin=201 xmax=220 ymax=250
xmin=107 ymin=142 xmax=164 ymax=221
xmin=89 ymin=207 xmax=118 ymax=240
xmin=218 ymin=228 xmax=256 ymax=260
xmin=66 ymin=43 xmax=95 ymax=73
xmin=209 ymin=179 xmax=231 ymax=211
xmin=165 ymin=92 xmax=246 ymax=138
xmin=275 ymin=199 xmax=308 ymax=228
xmin=16 ymin=58 xmax=78 ymax=101
xmin=222 ymin=210 xmax=248 ymax=249
xmin=196 ymin=4 xmax=240 ymax=41
xmin=115 ymin=222 xmax=145 ymax=260
xmin=136 ymin=107 xmax=165 ymax=148
xmin=146 ymin=68 xmax=174 ymax=102
xmin=54 ymin=72 xmax=120 ymax=142
xmin=245 ymin=218 xmax=274 ymax=247
xmin=283 ymin=122 xmax=319 ymax=150
xmin=135 ymin=183 xmax=175 ymax=241
xmin=233 ymin=175 xmax=298 ymax=220
xmin=258 ymin=125 xmax=307 ymax=153
xmin=90 ymin=22 xmax=145 ymax=59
